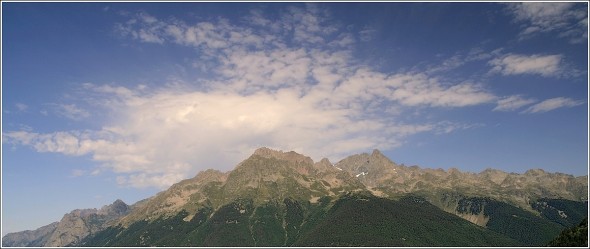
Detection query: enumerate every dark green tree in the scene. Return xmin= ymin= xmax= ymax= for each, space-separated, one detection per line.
xmin=547 ymin=217 xmax=588 ymax=247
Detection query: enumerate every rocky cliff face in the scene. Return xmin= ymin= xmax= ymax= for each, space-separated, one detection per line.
xmin=2 ymin=222 xmax=58 ymax=247
xmin=3 ymin=199 xmax=131 ymax=247
xmin=118 ymin=169 xmax=229 ymax=226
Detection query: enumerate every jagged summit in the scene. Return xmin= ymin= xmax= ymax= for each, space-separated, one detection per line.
xmin=371 ymin=148 xmax=385 ymax=158
xmin=252 ymin=146 xmax=277 ymax=155
xmin=524 ymin=168 xmax=547 ymax=176
xmin=319 ymin=157 xmax=332 ymax=165
xmin=192 ymin=168 xmax=228 ymax=183
xmin=335 ymin=149 xmax=398 ymax=173
xmin=251 ymin=147 xmax=314 ymax=165
xmin=98 ymin=199 xmax=129 ymax=217
xmin=480 ymin=168 xmax=505 ymax=174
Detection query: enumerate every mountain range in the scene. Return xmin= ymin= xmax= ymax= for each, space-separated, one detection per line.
xmin=2 ymin=147 xmax=588 ymax=247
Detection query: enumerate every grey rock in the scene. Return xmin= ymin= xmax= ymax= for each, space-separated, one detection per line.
xmin=2 ymin=222 xmax=58 ymax=247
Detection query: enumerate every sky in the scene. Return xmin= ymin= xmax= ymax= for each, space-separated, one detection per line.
xmin=1 ymin=1 xmax=588 ymax=236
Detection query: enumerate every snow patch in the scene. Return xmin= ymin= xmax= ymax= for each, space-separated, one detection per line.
xmin=356 ymin=172 xmax=368 ymax=177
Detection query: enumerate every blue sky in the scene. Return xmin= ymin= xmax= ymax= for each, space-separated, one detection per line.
xmin=1 ymin=2 xmax=588 ymax=236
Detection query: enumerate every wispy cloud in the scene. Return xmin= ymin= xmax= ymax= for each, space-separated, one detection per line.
xmin=488 ymin=53 xmax=563 ymax=77
xmin=359 ymin=27 xmax=377 ymax=42
xmin=433 ymin=121 xmax=485 ymax=135
xmin=522 ymin=97 xmax=584 ymax=113
xmin=493 ymin=95 xmax=537 ymax=112
xmin=505 ymin=2 xmax=588 ymax=43
xmin=51 ymin=103 xmax=90 ymax=120
xmin=15 ymin=103 xmax=28 ymax=112
xmin=282 ymin=4 xmax=338 ymax=45
xmin=425 ymin=47 xmax=504 ymax=75
xmin=70 ymin=169 xmax=86 ymax=177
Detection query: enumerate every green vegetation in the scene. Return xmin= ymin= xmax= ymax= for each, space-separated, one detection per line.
xmin=447 ymin=196 xmax=566 ymax=246
xmin=532 ymin=198 xmax=588 ymax=228
xmin=250 ymin=202 xmax=285 ymax=246
xmin=81 ymin=194 xmax=530 ymax=247
xmin=283 ymin=198 xmax=304 ymax=245
xmin=293 ymin=194 xmax=522 ymax=247
xmin=547 ymin=217 xmax=588 ymax=247
xmin=185 ymin=198 xmax=256 ymax=246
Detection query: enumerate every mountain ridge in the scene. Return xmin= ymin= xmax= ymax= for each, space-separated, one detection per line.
xmin=2 ymin=147 xmax=588 ymax=247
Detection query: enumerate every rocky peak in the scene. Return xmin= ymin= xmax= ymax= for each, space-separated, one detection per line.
xmin=68 ymin=208 xmax=98 ymax=218
xmin=480 ymin=168 xmax=502 ymax=174
xmin=479 ymin=168 xmax=509 ymax=185
xmin=44 ymin=198 xmax=132 ymax=247
xmin=333 ymin=150 xmax=402 ymax=189
xmin=113 ymin=199 xmax=126 ymax=206
xmin=336 ymin=149 xmax=397 ymax=172
xmin=318 ymin=158 xmax=332 ymax=166
xmin=524 ymin=168 xmax=547 ymax=176
xmin=448 ymin=167 xmax=462 ymax=175
xmin=314 ymin=158 xmax=335 ymax=172
xmin=193 ymin=169 xmax=228 ymax=184
xmin=253 ymin=146 xmax=277 ymax=156
xmin=370 ymin=149 xmax=386 ymax=159
xmin=252 ymin=147 xmax=314 ymax=165
xmin=1 ymin=222 xmax=59 ymax=247
xmin=98 ymin=199 xmax=129 ymax=216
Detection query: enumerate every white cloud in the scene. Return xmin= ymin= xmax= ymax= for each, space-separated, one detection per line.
xmin=138 ymin=12 xmax=158 ymax=24
xmin=70 ymin=169 xmax=86 ymax=177
xmin=51 ymin=103 xmax=90 ymax=120
xmin=433 ymin=121 xmax=484 ymax=135
xmin=3 ymin=86 xmax=439 ymax=188
xmin=282 ymin=4 xmax=338 ymax=45
xmin=425 ymin=47 xmax=504 ymax=75
xmin=522 ymin=97 xmax=584 ymax=113
xmin=359 ymin=27 xmax=377 ymax=42
xmin=114 ymin=12 xmax=166 ymax=44
xmin=329 ymin=33 xmax=355 ymax=47
xmin=116 ymin=11 xmax=278 ymax=54
xmin=387 ymin=77 xmax=496 ymax=107
xmin=493 ymin=95 xmax=537 ymax=111
xmin=489 ymin=53 xmax=563 ymax=77
xmin=506 ymin=2 xmax=588 ymax=43
xmin=5 ymin=71 xmax=496 ymax=189
xmin=15 ymin=103 xmax=28 ymax=112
